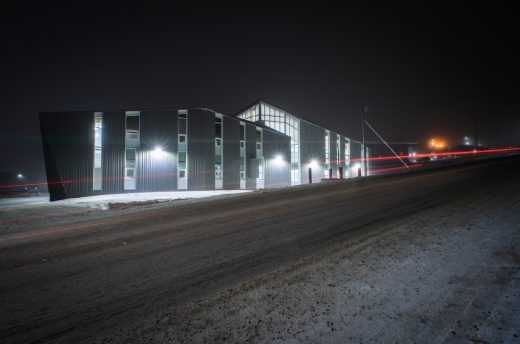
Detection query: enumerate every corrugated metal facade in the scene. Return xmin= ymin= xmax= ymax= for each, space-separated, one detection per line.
xmin=245 ymin=122 xmax=258 ymax=189
xmin=137 ymin=110 xmax=177 ymax=191
xmin=350 ymin=140 xmax=362 ymax=177
xmin=187 ymin=109 xmax=215 ymax=190
xmin=102 ymin=111 xmax=126 ymax=194
xmin=329 ymin=132 xmax=338 ymax=177
xmin=263 ymin=129 xmax=291 ymax=188
xmin=223 ymin=116 xmax=240 ymax=189
xmin=41 ymin=101 xmax=368 ymax=200
xmin=299 ymin=120 xmax=326 ymax=184
xmin=40 ymin=112 xmax=94 ymax=201
xmin=339 ymin=136 xmax=346 ymax=175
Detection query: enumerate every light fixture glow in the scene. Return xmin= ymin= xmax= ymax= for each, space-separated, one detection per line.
xmin=309 ymin=160 xmax=319 ymax=169
xmin=154 ymin=146 xmax=163 ymax=153
xmin=17 ymin=174 xmax=23 ymax=179
xmin=273 ymin=154 xmax=283 ymax=165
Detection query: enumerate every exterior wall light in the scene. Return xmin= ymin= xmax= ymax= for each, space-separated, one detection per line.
xmin=274 ymin=154 xmax=284 ymax=164
xmin=309 ymin=160 xmax=319 ymax=169
xmin=153 ymin=146 xmax=166 ymax=158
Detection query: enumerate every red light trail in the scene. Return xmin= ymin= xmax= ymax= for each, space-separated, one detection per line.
xmin=348 ymin=147 xmax=520 ymax=163
xmin=369 ymin=163 xmax=423 ymax=175
xmin=0 ymin=148 xmax=518 ymax=190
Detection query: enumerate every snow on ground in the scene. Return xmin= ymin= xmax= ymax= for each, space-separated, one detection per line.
xmin=55 ymin=190 xmax=251 ymax=210
xmin=0 ymin=195 xmax=49 ymax=209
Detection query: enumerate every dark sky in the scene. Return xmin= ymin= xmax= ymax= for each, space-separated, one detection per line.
xmin=1 ymin=1 xmax=519 ymax=181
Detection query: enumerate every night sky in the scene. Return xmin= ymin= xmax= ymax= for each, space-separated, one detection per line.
xmin=1 ymin=1 xmax=519 ymax=181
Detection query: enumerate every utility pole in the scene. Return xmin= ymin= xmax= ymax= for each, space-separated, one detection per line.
xmin=361 ymin=105 xmax=367 ymax=176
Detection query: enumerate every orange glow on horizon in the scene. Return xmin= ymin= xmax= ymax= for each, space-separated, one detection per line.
xmin=429 ymin=138 xmax=447 ymax=150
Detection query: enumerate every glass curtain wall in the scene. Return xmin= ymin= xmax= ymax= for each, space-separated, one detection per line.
xmin=237 ymin=104 xmax=259 ymax=122
xmin=237 ymin=102 xmax=301 ymax=185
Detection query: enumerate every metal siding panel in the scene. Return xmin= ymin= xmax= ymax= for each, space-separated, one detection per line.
xmin=299 ymin=120 xmax=326 ymax=184
xmin=187 ymin=109 xmax=215 ymax=190
xmin=330 ymin=132 xmax=337 ymax=175
xmin=102 ymin=111 xmax=125 ymax=194
xmin=350 ymin=141 xmax=362 ymax=177
xmin=137 ymin=110 xmax=177 ymax=191
xmin=245 ymin=123 xmax=257 ymax=159
xmin=350 ymin=141 xmax=361 ymax=160
xmin=40 ymin=112 xmax=94 ymax=200
xmin=223 ymin=116 xmax=240 ymax=189
xmin=263 ymin=130 xmax=291 ymax=188
xmin=245 ymin=123 xmax=257 ymax=189
xmin=40 ymin=113 xmax=66 ymax=200
xmin=339 ymin=136 xmax=345 ymax=170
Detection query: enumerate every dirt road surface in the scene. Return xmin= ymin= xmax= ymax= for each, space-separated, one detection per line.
xmin=1 ymin=156 xmax=519 ymax=343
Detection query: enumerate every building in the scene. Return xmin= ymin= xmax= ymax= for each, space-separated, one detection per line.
xmin=236 ymin=101 xmax=366 ymax=184
xmin=40 ymin=101 xmax=366 ymax=201
xmin=365 ymin=141 xmax=418 ymax=172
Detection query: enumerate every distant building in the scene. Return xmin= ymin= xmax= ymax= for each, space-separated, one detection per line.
xmin=40 ymin=101 xmax=366 ymax=201
xmin=365 ymin=141 xmax=419 ymax=173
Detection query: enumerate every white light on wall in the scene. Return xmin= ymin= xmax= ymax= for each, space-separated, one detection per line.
xmin=273 ymin=154 xmax=284 ymax=165
xmin=309 ymin=160 xmax=319 ymax=169
xmin=153 ymin=146 xmax=166 ymax=158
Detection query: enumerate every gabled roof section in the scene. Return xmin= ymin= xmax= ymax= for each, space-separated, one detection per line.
xmin=234 ymin=100 xmax=361 ymax=144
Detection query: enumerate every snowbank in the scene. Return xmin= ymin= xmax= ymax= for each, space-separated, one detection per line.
xmin=56 ymin=190 xmax=251 ymax=210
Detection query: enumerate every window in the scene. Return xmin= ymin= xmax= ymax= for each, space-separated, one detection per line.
xmin=93 ymin=112 xmax=103 ymax=191
xmin=240 ymin=123 xmax=246 ymax=180
xmin=215 ymin=122 xmax=222 ymax=138
xmin=126 ymin=148 xmax=136 ymax=166
xmin=258 ymin=162 xmax=264 ymax=179
xmin=126 ymin=115 xmax=139 ymax=131
xmin=324 ymin=131 xmax=330 ymax=177
xmin=177 ymin=111 xmax=188 ymax=189
xmin=215 ymin=115 xmax=223 ymax=184
xmin=179 ymin=117 xmax=186 ymax=134
xmin=124 ymin=112 xmax=139 ymax=190
xmin=125 ymin=148 xmax=137 ymax=190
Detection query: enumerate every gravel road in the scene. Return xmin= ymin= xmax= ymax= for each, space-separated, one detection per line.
xmin=1 ymin=156 xmax=519 ymax=343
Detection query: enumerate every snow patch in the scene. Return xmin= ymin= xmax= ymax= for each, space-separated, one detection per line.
xmin=55 ymin=190 xmax=251 ymax=210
